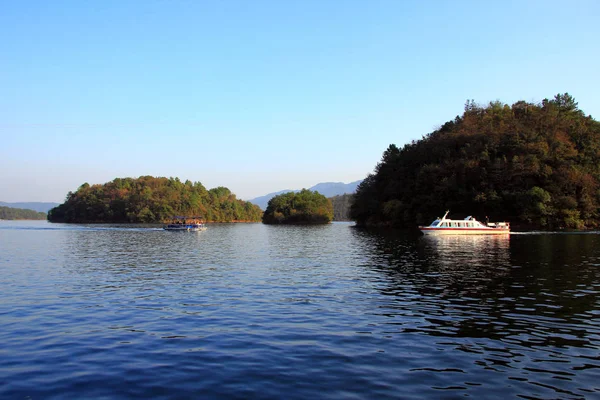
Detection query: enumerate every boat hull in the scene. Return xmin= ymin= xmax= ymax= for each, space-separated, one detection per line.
xmin=164 ymin=225 xmax=207 ymax=232
xmin=419 ymin=227 xmax=509 ymax=235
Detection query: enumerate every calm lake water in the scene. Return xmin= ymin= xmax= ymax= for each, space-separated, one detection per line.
xmin=1 ymin=221 xmax=599 ymax=399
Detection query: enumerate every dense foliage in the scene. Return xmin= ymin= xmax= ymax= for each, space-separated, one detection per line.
xmin=263 ymin=189 xmax=333 ymax=224
xmin=351 ymin=94 xmax=600 ymax=229
xmin=0 ymin=206 xmax=46 ymax=220
xmin=330 ymin=194 xmax=354 ymax=221
xmin=47 ymin=176 xmax=263 ymax=223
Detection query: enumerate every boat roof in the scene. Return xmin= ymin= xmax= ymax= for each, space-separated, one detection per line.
xmin=438 ymin=211 xmax=477 ymax=221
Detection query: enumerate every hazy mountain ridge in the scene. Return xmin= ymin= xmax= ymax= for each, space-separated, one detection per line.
xmin=0 ymin=202 xmax=60 ymax=213
xmin=4 ymin=180 xmax=363 ymax=215
xmin=249 ymin=180 xmax=362 ymax=210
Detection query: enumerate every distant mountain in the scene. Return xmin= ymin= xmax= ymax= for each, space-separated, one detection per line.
xmin=249 ymin=190 xmax=296 ymax=211
xmin=308 ymin=181 xmax=362 ymax=198
xmin=249 ymin=180 xmax=362 ymax=210
xmin=0 ymin=202 xmax=60 ymax=213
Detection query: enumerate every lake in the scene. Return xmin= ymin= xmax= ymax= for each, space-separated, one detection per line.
xmin=1 ymin=221 xmax=598 ymax=399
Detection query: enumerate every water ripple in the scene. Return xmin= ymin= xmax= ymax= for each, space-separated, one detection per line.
xmin=0 ymin=221 xmax=599 ymax=399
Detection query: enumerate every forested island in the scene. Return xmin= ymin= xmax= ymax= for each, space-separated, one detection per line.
xmin=351 ymin=93 xmax=600 ymax=230
xmin=47 ymin=176 xmax=263 ymax=223
xmin=263 ymin=189 xmax=333 ymax=224
xmin=0 ymin=206 xmax=47 ymax=220
xmin=330 ymin=194 xmax=353 ymax=221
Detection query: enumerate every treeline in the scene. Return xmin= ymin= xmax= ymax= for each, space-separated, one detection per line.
xmin=351 ymin=93 xmax=600 ymax=229
xmin=48 ymin=176 xmax=263 ymax=223
xmin=330 ymin=194 xmax=353 ymax=221
xmin=0 ymin=206 xmax=47 ymax=220
xmin=263 ymin=189 xmax=333 ymax=224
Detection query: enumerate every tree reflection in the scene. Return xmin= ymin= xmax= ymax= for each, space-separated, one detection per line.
xmin=351 ymin=229 xmax=600 ymax=349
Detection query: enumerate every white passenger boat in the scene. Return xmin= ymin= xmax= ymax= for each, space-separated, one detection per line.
xmin=163 ymin=216 xmax=207 ymax=231
xmin=419 ymin=211 xmax=509 ymax=235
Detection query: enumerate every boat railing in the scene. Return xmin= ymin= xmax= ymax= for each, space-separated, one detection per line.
xmin=165 ymin=216 xmax=205 ymax=225
xmin=487 ymin=222 xmax=509 ymax=228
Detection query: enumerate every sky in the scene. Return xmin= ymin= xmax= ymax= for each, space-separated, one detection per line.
xmin=1 ymin=0 xmax=599 ymax=202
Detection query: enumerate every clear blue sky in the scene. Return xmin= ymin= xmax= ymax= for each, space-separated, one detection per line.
xmin=2 ymin=0 xmax=599 ymax=202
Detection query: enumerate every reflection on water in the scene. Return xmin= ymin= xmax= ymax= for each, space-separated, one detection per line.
xmin=1 ymin=221 xmax=599 ymax=399
xmin=351 ymin=229 xmax=600 ymax=398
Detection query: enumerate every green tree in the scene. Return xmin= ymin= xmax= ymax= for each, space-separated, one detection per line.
xmin=48 ymin=176 xmax=263 ymax=223
xmin=351 ymin=93 xmax=600 ymax=230
xmin=329 ymin=193 xmax=354 ymax=221
xmin=0 ymin=206 xmax=47 ymax=220
xmin=263 ymin=189 xmax=333 ymax=224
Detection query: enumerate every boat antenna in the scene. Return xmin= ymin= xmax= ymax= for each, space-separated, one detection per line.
xmin=442 ymin=210 xmax=449 ymax=220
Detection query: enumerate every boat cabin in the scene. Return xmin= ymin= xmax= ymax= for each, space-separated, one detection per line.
xmin=419 ymin=210 xmax=510 ymax=235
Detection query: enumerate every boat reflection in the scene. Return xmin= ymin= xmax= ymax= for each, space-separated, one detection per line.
xmin=420 ymin=233 xmax=511 ymax=269
xmin=351 ymin=228 xmax=600 ymax=351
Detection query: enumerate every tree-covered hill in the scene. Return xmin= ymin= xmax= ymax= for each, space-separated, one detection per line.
xmin=0 ymin=206 xmax=47 ymax=220
xmin=0 ymin=202 xmax=59 ymax=213
xmin=47 ymin=176 xmax=263 ymax=223
xmin=248 ymin=180 xmax=362 ymax=210
xmin=263 ymin=189 xmax=333 ymax=224
xmin=330 ymin=194 xmax=353 ymax=221
xmin=351 ymin=94 xmax=600 ymax=230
